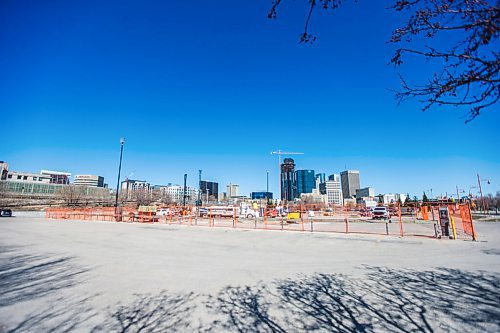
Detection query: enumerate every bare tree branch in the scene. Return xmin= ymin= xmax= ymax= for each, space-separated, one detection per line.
xmin=268 ymin=0 xmax=500 ymax=122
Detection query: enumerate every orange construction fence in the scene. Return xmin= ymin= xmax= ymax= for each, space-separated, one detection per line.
xmin=45 ymin=203 xmax=477 ymax=241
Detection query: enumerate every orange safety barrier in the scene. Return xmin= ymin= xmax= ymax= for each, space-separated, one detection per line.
xmin=44 ymin=202 xmax=476 ymax=241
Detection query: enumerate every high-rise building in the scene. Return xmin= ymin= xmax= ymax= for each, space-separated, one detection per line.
xmin=200 ymin=180 xmax=218 ymax=199
xmin=319 ymin=177 xmax=343 ymax=205
xmin=340 ymin=170 xmax=360 ymax=199
xmin=227 ymin=183 xmax=239 ymax=198
xmin=295 ymin=170 xmax=316 ymax=197
xmin=315 ymin=173 xmax=325 ymax=184
xmin=40 ymin=170 xmax=71 ymax=184
xmin=280 ymin=158 xmax=296 ymax=202
xmin=328 ymin=174 xmax=340 ymax=182
xmin=74 ymin=175 xmax=105 ymax=187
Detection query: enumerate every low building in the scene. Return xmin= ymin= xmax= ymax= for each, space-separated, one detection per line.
xmin=41 ymin=170 xmax=71 ymax=184
xmin=395 ymin=193 xmax=408 ymax=203
xmin=382 ymin=193 xmax=397 ymax=204
xmin=6 ymin=171 xmax=51 ymax=183
xmin=300 ymin=192 xmax=325 ymax=204
xmin=251 ymin=192 xmax=273 ymax=200
xmin=121 ymin=179 xmax=151 ymax=199
xmin=74 ymin=175 xmax=104 ymax=187
xmin=0 ymin=161 xmax=8 ymax=180
xmin=157 ymin=185 xmax=199 ymax=204
xmin=356 ymin=187 xmax=375 ymax=198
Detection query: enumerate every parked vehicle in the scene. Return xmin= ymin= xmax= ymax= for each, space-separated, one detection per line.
xmin=0 ymin=209 xmax=12 ymax=217
xmin=200 ymin=206 xmax=237 ymax=218
xmin=372 ymin=206 xmax=390 ymax=220
xmin=240 ymin=206 xmax=260 ymax=218
xmin=157 ymin=208 xmax=172 ymax=216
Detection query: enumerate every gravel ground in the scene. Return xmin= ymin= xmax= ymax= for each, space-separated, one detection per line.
xmin=0 ymin=215 xmax=499 ymax=332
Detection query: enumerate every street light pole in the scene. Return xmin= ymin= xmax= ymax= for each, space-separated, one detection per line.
xmin=477 ymin=173 xmax=485 ymax=213
xmin=266 ymin=170 xmax=269 ymax=203
xmin=115 ymin=138 xmax=125 ymax=208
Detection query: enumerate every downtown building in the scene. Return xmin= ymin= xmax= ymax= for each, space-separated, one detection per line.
xmin=280 ymin=158 xmax=297 ymax=202
xmin=156 ymin=185 xmax=199 ymax=204
xmin=319 ymin=174 xmax=343 ymax=205
xmin=295 ymin=170 xmax=316 ymax=197
xmin=226 ymin=183 xmax=239 ymax=198
xmin=41 ymin=170 xmax=71 ymax=184
xmin=74 ymin=174 xmax=105 ymax=187
xmin=120 ymin=179 xmax=151 ymax=200
xmin=200 ymin=180 xmax=218 ymax=200
xmin=340 ymin=170 xmax=360 ymax=199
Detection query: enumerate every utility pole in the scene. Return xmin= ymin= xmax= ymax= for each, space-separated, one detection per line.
xmin=183 ymin=174 xmax=188 ymax=207
xmin=115 ymin=138 xmax=125 ymax=209
xmin=477 ymin=173 xmax=485 ymax=213
xmin=271 ymin=149 xmax=304 ymax=202
xmin=198 ymin=170 xmax=202 ymax=206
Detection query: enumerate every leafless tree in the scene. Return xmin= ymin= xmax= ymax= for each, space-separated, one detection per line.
xmin=0 ymin=182 xmax=9 ymax=207
xmin=130 ymin=190 xmax=154 ymax=207
xmin=152 ymin=189 xmax=174 ymax=205
xmin=268 ymin=0 xmax=499 ymax=122
xmin=56 ymin=185 xmax=87 ymax=207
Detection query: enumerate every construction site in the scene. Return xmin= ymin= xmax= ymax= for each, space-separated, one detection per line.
xmin=43 ymin=201 xmax=477 ymax=241
xmin=0 ymin=210 xmax=498 ymax=332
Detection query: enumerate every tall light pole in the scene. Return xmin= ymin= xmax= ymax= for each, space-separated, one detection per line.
xmin=477 ymin=173 xmax=490 ymax=213
xmin=266 ymin=170 xmax=270 ymax=204
xmin=115 ymin=138 xmax=125 ymax=209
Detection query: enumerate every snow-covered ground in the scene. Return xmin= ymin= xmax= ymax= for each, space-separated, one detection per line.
xmin=1 ymin=216 xmax=499 ymax=332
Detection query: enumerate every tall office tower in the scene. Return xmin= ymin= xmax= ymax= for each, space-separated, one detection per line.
xmin=340 ymin=170 xmax=360 ymax=199
xmin=200 ymin=180 xmax=219 ymax=199
xmin=315 ymin=173 xmax=326 ymax=184
xmin=328 ymin=174 xmax=340 ymax=182
xmin=295 ymin=170 xmax=316 ymax=197
xmin=226 ymin=183 xmax=239 ymax=198
xmin=280 ymin=158 xmax=296 ymax=202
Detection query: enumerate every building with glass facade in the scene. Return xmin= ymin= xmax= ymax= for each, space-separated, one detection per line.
xmin=200 ymin=180 xmax=218 ymax=199
xmin=280 ymin=158 xmax=296 ymax=202
xmin=295 ymin=170 xmax=316 ymax=197
xmin=251 ymin=192 xmax=273 ymax=200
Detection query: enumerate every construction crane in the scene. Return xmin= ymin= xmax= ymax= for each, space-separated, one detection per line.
xmin=271 ymin=149 xmax=304 ymax=202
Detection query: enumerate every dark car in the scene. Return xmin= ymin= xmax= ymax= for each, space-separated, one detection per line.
xmin=0 ymin=209 xmax=13 ymax=217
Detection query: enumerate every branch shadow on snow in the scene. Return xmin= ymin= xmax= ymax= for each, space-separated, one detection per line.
xmin=0 ymin=246 xmax=96 ymax=332
xmin=92 ymin=291 xmax=197 ymax=332
xmin=207 ymin=267 xmax=500 ymax=332
xmin=0 ymin=245 xmax=88 ymax=307
xmin=4 ymin=294 xmax=98 ymax=333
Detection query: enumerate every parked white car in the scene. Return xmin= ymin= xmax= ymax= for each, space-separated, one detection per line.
xmin=372 ymin=206 xmax=390 ymax=220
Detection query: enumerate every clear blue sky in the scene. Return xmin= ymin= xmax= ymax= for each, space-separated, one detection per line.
xmin=1 ymin=0 xmax=499 ymax=198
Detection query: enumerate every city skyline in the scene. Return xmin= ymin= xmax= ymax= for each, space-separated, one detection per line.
xmin=1 ymin=152 xmax=498 ymax=200
xmin=1 ymin=1 xmax=498 ymax=199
